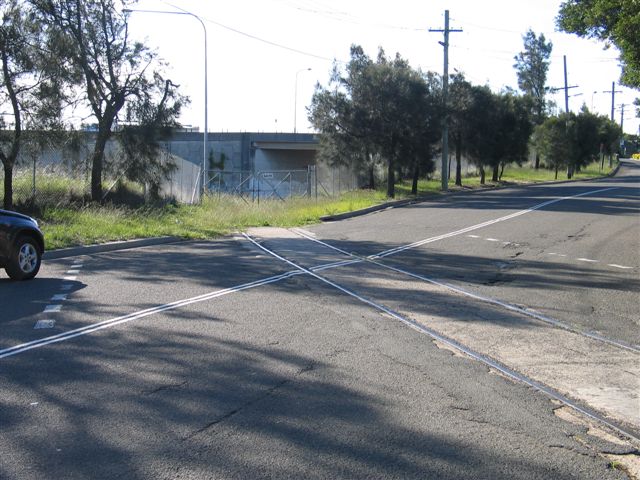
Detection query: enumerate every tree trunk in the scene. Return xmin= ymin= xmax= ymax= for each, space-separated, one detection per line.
xmin=554 ymin=164 xmax=558 ymax=179
xmin=386 ymin=159 xmax=395 ymax=198
xmin=1 ymin=44 xmax=22 ymax=211
xmin=368 ymin=164 xmax=375 ymax=189
xmin=499 ymin=163 xmax=505 ymax=180
xmin=455 ymin=142 xmax=462 ymax=187
xmin=411 ymin=161 xmax=419 ymax=195
xmin=534 ymin=151 xmax=540 ymax=169
xmin=567 ymin=164 xmax=574 ymax=179
xmin=3 ymin=162 xmax=13 ymax=210
xmin=491 ymin=164 xmax=499 ymax=182
xmin=90 ymin=128 xmax=112 ymax=202
xmin=479 ymin=166 xmax=485 ymax=184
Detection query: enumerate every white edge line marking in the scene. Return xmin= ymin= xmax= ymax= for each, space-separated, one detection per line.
xmin=373 ymin=187 xmax=617 ymax=259
xmin=609 ymin=264 xmax=633 ymax=270
xmin=291 ymin=228 xmax=639 ymax=354
xmin=245 ymin=232 xmax=639 ymax=443
xmin=0 ymin=270 xmax=303 ymax=360
xmin=1 ymin=253 xmax=364 ymax=360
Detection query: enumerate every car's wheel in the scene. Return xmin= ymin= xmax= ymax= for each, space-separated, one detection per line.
xmin=5 ymin=235 xmax=41 ymax=280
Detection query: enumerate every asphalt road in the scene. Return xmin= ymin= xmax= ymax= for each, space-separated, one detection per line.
xmin=311 ymin=160 xmax=640 ymax=347
xmin=0 ymin=162 xmax=638 ymax=479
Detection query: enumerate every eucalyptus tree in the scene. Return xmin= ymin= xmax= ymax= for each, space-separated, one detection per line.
xmin=513 ymin=29 xmax=553 ymax=168
xmin=309 ymin=45 xmax=441 ymax=198
xmin=117 ymin=76 xmax=187 ymax=200
xmin=463 ymin=85 xmax=496 ymax=184
xmin=535 ymin=110 xmax=621 ymax=178
xmin=0 ymin=0 xmax=70 ymax=209
xmin=558 ymin=0 xmax=639 ymax=89
xmin=490 ymin=91 xmax=533 ymax=181
xmin=448 ymin=73 xmax=473 ymax=186
xmin=308 ymin=62 xmax=375 ymax=186
xmin=534 ymin=114 xmax=572 ymax=179
xmin=32 ymin=0 xmax=186 ymax=202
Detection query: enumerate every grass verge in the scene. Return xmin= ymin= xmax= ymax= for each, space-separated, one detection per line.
xmin=41 ymin=190 xmax=390 ymax=250
xmin=39 ymin=161 xmax=616 ymax=250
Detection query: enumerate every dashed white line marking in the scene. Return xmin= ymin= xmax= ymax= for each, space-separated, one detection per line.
xmin=1 ymin=270 xmax=302 ymax=360
xmin=375 ymin=186 xmax=618 ymax=258
xmin=63 ymin=276 xmax=77 ymax=281
xmin=467 ymin=235 xmax=480 ymax=239
xmin=66 ymin=270 xmax=80 ymax=275
xmin=486 ymin=238 xmax=500 ymax=242
xmin=43 ymin=305 xmax=62 ymax=313
xmin=34 ymin=320 xmax=56 ymax=329
xmin=51 ymin=294 xmax=68 ymax=302
xmin=609 ymin=264 xmax=633 ymax=270
xmin=71 ymin=264 xmax=83 ymax=269
xmin=577 ymin=258 xmax=599 ymax=263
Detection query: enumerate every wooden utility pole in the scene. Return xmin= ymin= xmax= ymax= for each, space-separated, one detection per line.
xmin=430 ymin=10 xmax=462 ymax=191
xmin=563 ymin=56 xmax=569 ymax=113
xmin=603 ymin=82 xmax=622 ymax=121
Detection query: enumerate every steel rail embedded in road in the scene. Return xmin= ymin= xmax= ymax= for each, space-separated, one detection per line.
xmin=292 ymin=228 xmax=639 ymax=354
xmin=242 ymin=232 xmax=640 ymax=444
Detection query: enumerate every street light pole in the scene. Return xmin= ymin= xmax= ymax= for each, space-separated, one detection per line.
xmin=294 ymin=68 xmax=311 ymax=134
xmin=123 ymin=7 xmax=208 ymax=199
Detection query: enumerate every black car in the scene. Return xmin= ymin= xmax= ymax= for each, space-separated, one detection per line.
xmin=0 ymin=209 xmax=44 ymax=280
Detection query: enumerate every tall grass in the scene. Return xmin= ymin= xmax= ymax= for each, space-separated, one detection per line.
xmin=38 ymin=160 xmax=617 ymax=250
xmin=1 ymin=171 xmax=89 ymax=209
xmin=41 ymin=190 xmax=390 ymax=249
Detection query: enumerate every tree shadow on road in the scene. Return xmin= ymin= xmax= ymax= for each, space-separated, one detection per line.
xmin=0 ymin=316 xmax=622 ymax=479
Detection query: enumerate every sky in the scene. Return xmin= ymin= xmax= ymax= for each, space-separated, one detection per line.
xmin=125 ymin=0 xmax=640 ymax=136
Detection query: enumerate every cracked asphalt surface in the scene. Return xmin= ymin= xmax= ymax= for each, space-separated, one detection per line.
xmin=0 ymin=161 xmax=638 ymax=479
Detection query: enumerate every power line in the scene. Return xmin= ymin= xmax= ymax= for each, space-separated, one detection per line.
xmin=157 ymin=0 xmax=340 ymax=62
xmin=272 ymin=0 xmax=425 ymax=31
xmin=201 ymin=15 xmax=338 ymax=62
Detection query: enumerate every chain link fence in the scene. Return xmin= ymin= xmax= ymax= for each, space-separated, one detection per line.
xmin=205 ymin=165 xmax=357 ymax=202
xmin=0 ymin=138 xmax=92 ymax=210
xmin=1 ymin=135 xmax=359 ymax=210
